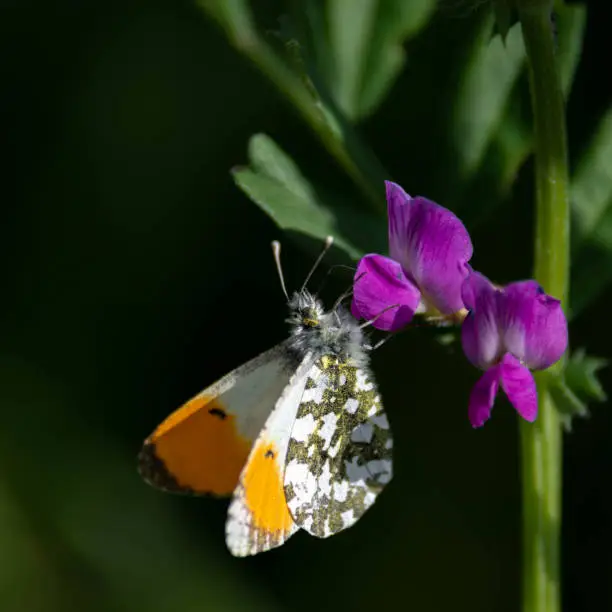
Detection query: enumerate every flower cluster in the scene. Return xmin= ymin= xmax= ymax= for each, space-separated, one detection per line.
xmin=351 ymin=181 xmax=568 ymax=428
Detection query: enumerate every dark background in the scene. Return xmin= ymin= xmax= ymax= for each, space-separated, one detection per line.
xmin=1 ymin=1 xmax=610 ymax=611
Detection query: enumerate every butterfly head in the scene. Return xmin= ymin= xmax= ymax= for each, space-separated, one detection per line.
xmin=286 ymin=290 xmax=368 ymax=366
xmin=287 ymin=289 xmax=324 ymax=330
xmin=272 ymin=238 xmax=368 ymax=365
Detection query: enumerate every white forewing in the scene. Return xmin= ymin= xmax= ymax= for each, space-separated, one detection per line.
xmin=193 ymin=342 xmax=298 ymax=441
xmin=138 ymin=342 xmax=299 ymax=496
xmin=225 ymin=353 xmax=315 ymax=557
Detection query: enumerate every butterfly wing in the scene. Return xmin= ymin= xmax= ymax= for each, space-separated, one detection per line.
xmin=138 ymin=342 xmax=298 ymax=496
xmin=225 ymin=354 xmax=315 ymax=557
xmin=284 ymin=355 xmax=393 ymax=538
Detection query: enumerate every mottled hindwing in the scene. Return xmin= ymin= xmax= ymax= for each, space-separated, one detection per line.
xmin=283 ymin=355 xmax=392 ymax=538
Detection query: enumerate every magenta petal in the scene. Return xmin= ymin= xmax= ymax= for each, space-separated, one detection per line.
xmin=461 ymin=271 xmax=502 ymax=368
xmin=351 ymin=254 xmax=420 ymax=331
xmin=386 ymin=182 xmax=473 ymax=314
xmin=386 ymin=181 xmax=413 ymax=259
xmin=498 ymin=353 xmax=538 ymax=422
xmin=468 ymin=364 xmax=501 ymax=428
xmin=500 ymin=281 xmax=568 ymax=370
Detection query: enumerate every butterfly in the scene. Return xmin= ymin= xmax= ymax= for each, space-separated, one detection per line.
xmin=138 ymin=237 xmax=393 ymax=556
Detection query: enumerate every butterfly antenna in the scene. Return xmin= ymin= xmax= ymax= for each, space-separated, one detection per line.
xmin=300 ymin=235 xmax=334 ymax=293
xmin=360 ymin=303 xmax=400 ymax=329
xmin=271 ymin=240 xmax=289 ymax=300
xmin=370 ymin=336 xmax=391 ymax=351
xmin=332 ymin=286 xmax=354 ymax=311
xmin=331 ymin=269 xmax=369 ymax=310
xmin=315 ymin=263 xmax=356 ymax=296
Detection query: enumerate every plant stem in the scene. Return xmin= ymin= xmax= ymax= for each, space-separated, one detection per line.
xmin=198 ymin=0 xmax=389 ymax=214
xmin=517 ymin=1 xmax=569 ymax=611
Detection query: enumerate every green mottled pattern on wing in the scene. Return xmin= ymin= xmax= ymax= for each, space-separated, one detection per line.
xmin=284 ymin=355 xmax=392 ymax=538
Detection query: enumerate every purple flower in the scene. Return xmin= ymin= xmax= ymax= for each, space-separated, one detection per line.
xmin=351 ymin=181 xmax=473 ymax=331
xmin=461 ymin=271 xmax=568 ymax=428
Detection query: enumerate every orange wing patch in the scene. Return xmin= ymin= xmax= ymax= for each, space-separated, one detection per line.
xmin=138 ymin=394 xmax=251 ymax=496
xmin=242 ymin=440 xmax=294 ymax=539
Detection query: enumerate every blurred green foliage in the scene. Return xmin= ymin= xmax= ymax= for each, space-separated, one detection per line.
xmin=1 ymin=1 xmax=611 ymax=611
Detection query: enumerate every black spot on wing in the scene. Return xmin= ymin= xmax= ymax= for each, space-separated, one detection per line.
xmin=208 ymin=407 xmax=227 ymax=419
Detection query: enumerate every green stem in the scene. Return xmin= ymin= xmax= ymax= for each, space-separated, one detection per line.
xmin=198 ymin=0 xmax=389 ymax=213
xmin=517 ymin=1 xmax=569 ymax=611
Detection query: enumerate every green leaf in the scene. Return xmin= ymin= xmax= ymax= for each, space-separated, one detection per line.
xmin=548 ymin=350 xmax=607 ymax=431
xmin=294 ymin=0 xmax=436 ymax=120
xmin=248 ymin=133 xmax=315 ymax=202
xmin=549 ymin=373 xmax=588 ymax=432
xmin=556 ymin=4 xmax=587 ymax=95
xmin=356 ymin=0 xmax=436 ymax=119
xmin=452 ymin=19 xmax=525 ymax=180
xmin=492 ymin=0 xmax=516 ymax=43
xmin=570 ymin=106 xmax=612 ymax=316
xmin=327 ymin=0 xmax=379 ymax=118
xmin=232 ymin=134 xmax=385 ymax=258
xmin=564 ymin=348 xmax=608 ymax=402
xmin=572 ymin=107 xmax=612 ymax=246
xmin=198 ymin=0 xmax=257 ymax=44
xmin=458 ymin=4 xmax=586 ymax=222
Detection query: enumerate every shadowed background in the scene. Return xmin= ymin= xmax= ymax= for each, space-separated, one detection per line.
xmin=1 ymin=1 xmax=610 ymax=610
